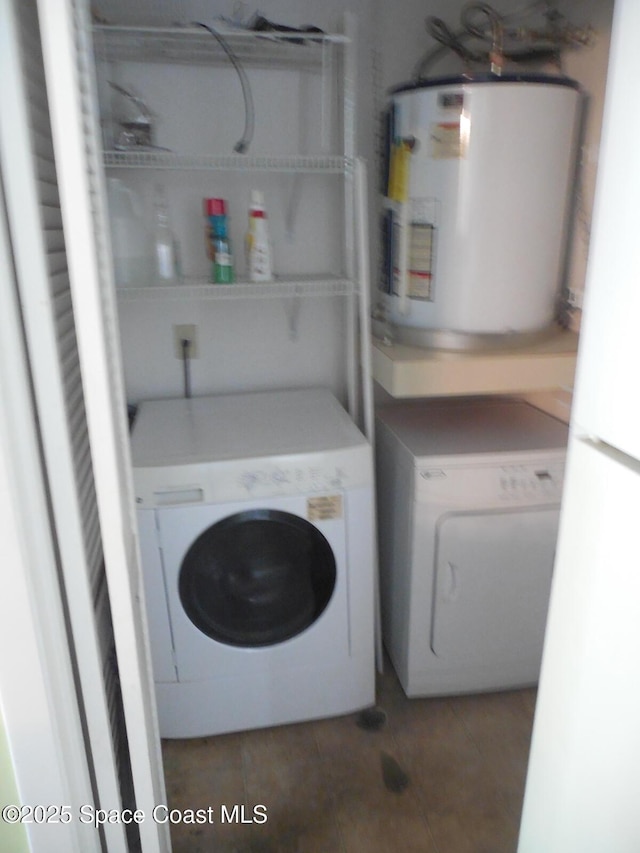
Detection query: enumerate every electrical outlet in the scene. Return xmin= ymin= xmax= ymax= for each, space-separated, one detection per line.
xmin=173 ymin=324 xmax=199 ymax=358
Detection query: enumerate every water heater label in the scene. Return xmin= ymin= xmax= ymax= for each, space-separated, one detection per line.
xmin=391 ymin=198 xmax=438 ymax=301
xmin=430 ymin=122 xmax=465 ymax=159
xmin=408 ymin=223 xmax=435 ymax=300
xmin=307 ymin=495 xmax=343 ymax=521
xmin=439 ymin=92 xmax=464 ymax=110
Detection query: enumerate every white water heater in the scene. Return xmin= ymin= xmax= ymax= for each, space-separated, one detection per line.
xmin=381 ymin=74 xmax=582 ymax=349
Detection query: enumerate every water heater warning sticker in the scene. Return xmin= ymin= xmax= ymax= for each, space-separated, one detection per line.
xmin=439 ymin=92 xmax=464 ymax=110
xmin=307 ymin=495 xmax=343 ymax=521
xmin=391 ymin=197 xmax=438 ymax=302
xmin=430 ymin=122 xmax=464 ymax=159
xmin=408 ymin=223 xmax=435 ymax=300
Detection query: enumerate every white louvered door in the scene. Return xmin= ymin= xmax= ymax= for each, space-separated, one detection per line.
xmin=0 ymin=2 xmax=130 ymax=850
xmin=34 ymin=1 xmax=169 ymax=849
xmin=0 ymin=112 xmax=101 ymax=853
xmin=0 ymin=0 xmax=168 ymax=850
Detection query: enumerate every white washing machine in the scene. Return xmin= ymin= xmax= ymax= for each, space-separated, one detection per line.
xmin=131 ymin=388 xmax=375 ymax=738
xmin=375 ymin=397 xmax=568 ymax=697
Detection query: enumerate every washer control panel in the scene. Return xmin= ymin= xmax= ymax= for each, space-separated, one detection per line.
xmin=134 ymin=444 xmax=373 ymax=507
xmin=238 ymin=463 xmax=347 ymax=495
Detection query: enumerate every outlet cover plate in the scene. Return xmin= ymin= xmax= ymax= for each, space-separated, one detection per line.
xmin=174 ymin=324 xmax=199 ymax=358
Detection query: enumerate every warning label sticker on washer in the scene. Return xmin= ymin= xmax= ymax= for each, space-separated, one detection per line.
xmin=307 ymin=495 xmax=343 ymax=521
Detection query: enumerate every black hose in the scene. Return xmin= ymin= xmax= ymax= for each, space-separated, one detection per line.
xmin=461 ymin=2 xmax=504 ymax=46
xmin=193 ymin=21 xmax=255 ymax=154
xmin=414 ymin=16 xmax=484 ymax=79
xmin=412 ymin=1 xmax=578 ymax=80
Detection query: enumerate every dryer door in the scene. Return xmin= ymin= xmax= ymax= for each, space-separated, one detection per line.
xmin=432 ymin=507 xmax=558 ymax=668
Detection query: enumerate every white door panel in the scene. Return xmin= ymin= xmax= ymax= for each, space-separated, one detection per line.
xmin=519 ymin=436 xmax=640 ymax=852
xmin=571 ymin=0 xmax=640 ymax=458
xmin=433 ymin=509 xmax=558 ymax=667
xmin=138 ymin=510 xmax=177 ymax=683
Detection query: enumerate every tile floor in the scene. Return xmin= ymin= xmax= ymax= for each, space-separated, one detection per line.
xmin=161 ymin=661 xmax=536 ymax=853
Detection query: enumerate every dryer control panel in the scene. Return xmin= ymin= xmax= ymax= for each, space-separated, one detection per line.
xmin=496 ymin=464 xmax=564 ymax=500
xmin=416 ymin=454 xmax=566 ymax=508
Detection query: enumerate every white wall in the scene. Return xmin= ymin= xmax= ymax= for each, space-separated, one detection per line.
xmin=561 ymin=0 xmax=614 ymax=320
xmin=96 ymin=0 xmax=375 ymax=404
xmin=95 ymin=0 xmax=615 ymax=404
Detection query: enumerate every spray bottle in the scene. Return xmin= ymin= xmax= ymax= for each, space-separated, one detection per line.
xmin=245 ymin=190 xmax=273 ymax=282
xmin=204 ymin=198 xmax=234 ymax=284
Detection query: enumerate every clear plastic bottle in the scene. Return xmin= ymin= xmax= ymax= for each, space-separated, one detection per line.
xmin=246 ymin=190 xmax=273 ymax=282
xmin=153 ymin=184 xmax=178 ymax=283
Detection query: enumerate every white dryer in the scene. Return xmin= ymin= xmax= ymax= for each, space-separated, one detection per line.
xmin=131 ymin=388 xmax=375 ymax=738
xmin=376 ymin=397 xmax=568 ymax=697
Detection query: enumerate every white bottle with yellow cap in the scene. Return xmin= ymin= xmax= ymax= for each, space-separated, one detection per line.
xmin=246 ymin=190 xmax=273 ymax=282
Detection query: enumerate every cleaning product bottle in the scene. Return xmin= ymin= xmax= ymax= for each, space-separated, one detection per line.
xmin=246 ymin=190 xmax=273 ymax=282
xmin=204 ymin=198 xmax=234 ymax=284
xmin=152 ymin=183 xmax=179 ymax=284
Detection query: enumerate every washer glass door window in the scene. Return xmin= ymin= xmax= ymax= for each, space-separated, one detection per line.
xmin=178 ymin=508 xmax=337 ymax=648
xmin=156 ymin=494 xmax=350 ymax=681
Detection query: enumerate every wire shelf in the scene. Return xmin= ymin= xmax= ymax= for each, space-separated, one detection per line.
xmin=115 ymin=275 xmax=357 ymax=301
xmin=103 ymin=150 xmax=351 ymax=173
xmin=93 ymin=25 xmax=348 ymax=70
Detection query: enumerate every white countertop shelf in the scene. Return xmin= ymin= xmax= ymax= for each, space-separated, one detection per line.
xmin=115 ymin=275 xmax=356 ymax=301
xmin=372 ymin=327 xmax=579 ymax=398
xmin=103 ymin=151 xmax=350 ymax=173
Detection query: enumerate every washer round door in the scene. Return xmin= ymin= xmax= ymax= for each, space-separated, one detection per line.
xmin=178 ymin=509 xmax=337 ymax=647
xmin=156 ymin=494 xmax=351 ymax=681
